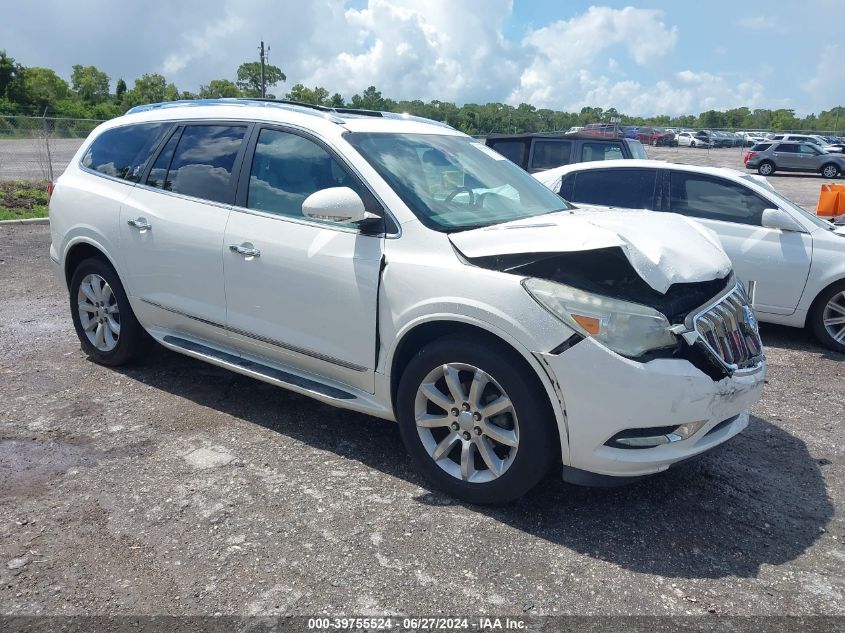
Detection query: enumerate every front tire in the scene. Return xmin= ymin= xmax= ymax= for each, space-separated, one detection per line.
xmin=396 ymin=336 xmax=558 ymax=504
xmin=821 ymin=163 xmax=841 ymax=179
xmin=810 ymin=281 xmax=845 ymax=353
xmin=758 ymin=161 xmax=775 ymax=176
xmin=69 ymin=257 xmax=148 ymax=366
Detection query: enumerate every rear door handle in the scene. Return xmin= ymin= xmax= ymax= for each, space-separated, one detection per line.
xmin=229 ymin=243 xmax=261 ymax=258
xmin=127 ymin=218 xmax=152 ymax=231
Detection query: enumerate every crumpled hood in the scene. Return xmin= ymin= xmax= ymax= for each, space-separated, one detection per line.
xmin=449 ymin=208 xmax=732 ymax=294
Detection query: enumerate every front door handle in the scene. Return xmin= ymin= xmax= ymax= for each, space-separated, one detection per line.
xmin=127 ymin=218 xmax=152 ymax=231
xmin=229 ymin=243 xmax=261 ymax=258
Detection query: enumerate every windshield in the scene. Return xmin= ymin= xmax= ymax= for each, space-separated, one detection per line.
xmin=346 ymin=132 xmax=569 ymax=231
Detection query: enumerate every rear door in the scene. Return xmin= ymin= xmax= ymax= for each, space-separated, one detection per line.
xmin=665 ymin=170 xmax=811 ymax=315
xmin=772 ymin=143 xmax=800 ymax=169
xmin=119 ymin=122 xmax=250 ymax=341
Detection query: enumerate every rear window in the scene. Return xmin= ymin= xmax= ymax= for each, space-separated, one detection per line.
xmin=82 ymin=123 xmax=170 ymax=182
xmin=580 ymin=141 xmax=624 ymax=162
xmin=750 ymin=143 xmax=772 ymax=151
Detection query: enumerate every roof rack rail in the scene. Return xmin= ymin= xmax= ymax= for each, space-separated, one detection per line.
xmin=124 ymin=98 xmax=454 ymax=129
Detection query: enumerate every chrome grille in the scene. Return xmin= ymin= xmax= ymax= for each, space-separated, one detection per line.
xmin=689 ymin=283 xmax=763 ymax=372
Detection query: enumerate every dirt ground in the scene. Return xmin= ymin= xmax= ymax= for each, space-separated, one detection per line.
xmin=0 ymin=224 xmax=843 ymax=618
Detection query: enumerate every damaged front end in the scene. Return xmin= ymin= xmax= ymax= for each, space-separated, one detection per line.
xmin=449 ymin=210 xmax=764 ymax=380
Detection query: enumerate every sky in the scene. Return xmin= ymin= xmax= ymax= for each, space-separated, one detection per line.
xmin=1 ymin=0 xmax=842 ymax=116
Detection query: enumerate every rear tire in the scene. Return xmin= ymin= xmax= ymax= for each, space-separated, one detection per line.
xmin=396 ymin=336 xmax=558 ymax=504
xmin=809 ymin=281 xmax=845 ymax=354
xmin=758 ymin=161 xmax=775 ymax=176
xmin=69 ymin=257 xmax=149 ymax=366
xmin=821 ymin=163 xmax=841 ymax=179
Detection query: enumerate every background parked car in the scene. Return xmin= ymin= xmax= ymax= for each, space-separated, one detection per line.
xmin=532 ymin=159 xmax=845 ymax=352
xmin=485 ymin=133 xmax=647 ymax=172
xmin=676 ymin=131 xmax=713 ymax=148
xmin=637 ymin=127 xmax=677 ymax=146
xmin=744 ymin=141 xmax=845 ymax=178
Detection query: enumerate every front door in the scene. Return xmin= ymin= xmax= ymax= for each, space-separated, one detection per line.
xmin=223 ymin=126 xmax=383 ymax=392
xmin=666 ymin=170 xmax=812 ymax=315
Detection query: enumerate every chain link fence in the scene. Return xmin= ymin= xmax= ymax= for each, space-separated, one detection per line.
xmin=0 ymin=115 xmax=104 ymax=182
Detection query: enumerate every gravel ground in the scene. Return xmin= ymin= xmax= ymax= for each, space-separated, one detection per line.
xmin=1 ymin=224 xmax=844 ymax=618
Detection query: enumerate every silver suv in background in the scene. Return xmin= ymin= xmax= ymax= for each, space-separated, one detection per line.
xmin=745 ymin=141 xmax=845 ymax=178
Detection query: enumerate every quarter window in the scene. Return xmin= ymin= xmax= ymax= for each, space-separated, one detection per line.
xmin=669 ymin=172 xmax=769 ymax=226
xmin=246 ymin=128 xmax=362 ymax=221
xmin=82 ymin=122 xmax=170 ymax=182
xmin=530 ymin=140 xmax=572 ymax=170
xmin=580 ymin=142 xmax=624 ymax=162
xmin=570 ymin=168 xmax=657 ymax=209
xmin=165 ymin=125 xmax=247 ymax=203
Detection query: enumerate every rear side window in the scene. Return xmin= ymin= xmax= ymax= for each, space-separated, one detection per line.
xmin=82 ymin=123 xmax=170 ymax=182
xmin=487 ymin=141 xmax=526 ymax=166
xmin=570 ymin=168 xmax=657 ymax=209
xmin=146 ymin=129 xmax=180 ymax=190
xmin=580 ymin=142 xmax=624 ymax=162
xmin=750 ymin=143 xmax=772 ymax=151
xmin=531 ymin=140 xmax=572 ymax=170
xmin=164 ymin=125 xmax=247 ymax=203
xmin=775 ymin=144 xmax=797 ymax=153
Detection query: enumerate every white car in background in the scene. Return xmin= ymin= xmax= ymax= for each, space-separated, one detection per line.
xmin=534 ymin=159 xmax=845 ymax=352
xmin=676 ymin=131 xmax=712 ymax=148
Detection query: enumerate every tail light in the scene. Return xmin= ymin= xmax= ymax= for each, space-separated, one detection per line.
xmin=743 ymin=151 xmax=756 ymax=164
xmin=47 ymin=182 xmax=55 ymax=198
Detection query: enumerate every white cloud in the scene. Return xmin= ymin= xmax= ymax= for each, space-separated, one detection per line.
xmin=735 ymin=15 xmax=780 ymax=30
xmin=509 ymin=7 xmax=678 ymax=107
xmin=802 ymin=44 xmax=845 ymax=112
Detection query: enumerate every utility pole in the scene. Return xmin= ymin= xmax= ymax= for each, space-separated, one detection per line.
xmin=259 ymin=40 xmax=266 ymax=98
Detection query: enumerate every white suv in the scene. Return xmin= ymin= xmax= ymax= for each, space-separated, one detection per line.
xmin=49 ymin=100 xmax=766 ymax=503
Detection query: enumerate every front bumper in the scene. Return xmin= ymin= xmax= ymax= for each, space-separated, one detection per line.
xmin=539 ymin=337 xmax=766 ymax=479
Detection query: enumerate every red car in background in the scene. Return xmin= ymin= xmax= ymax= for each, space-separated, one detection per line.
xmin=636 ymin=127 xmax=677 ymax=146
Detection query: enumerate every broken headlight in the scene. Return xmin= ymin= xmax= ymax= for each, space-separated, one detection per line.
xmin=522 ymin=278 xmax=677 ymax=357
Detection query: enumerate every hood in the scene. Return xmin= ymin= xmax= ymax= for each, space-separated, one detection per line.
xmin=449 ymin=208 xmax=731 ymax=294
xmin=834 ymin=224 xmax=845 ymax=236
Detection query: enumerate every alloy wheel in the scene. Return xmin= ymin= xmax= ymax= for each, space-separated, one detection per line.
xmin=414 ymin=363 xmax=519 ymax=484
xmin=823 ymin=291 xmax=845 ymax=344
xmin=822 ymin=165 xmax=838 ymax=178
xmin=759 ymin=162 xmax=773 ymax=175
xmin=77 ymin=273 xmax=120 ymax=351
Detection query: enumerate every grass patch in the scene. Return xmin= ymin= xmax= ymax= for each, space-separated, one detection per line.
xmin=0 ymin=180 xmax=50 ymax=220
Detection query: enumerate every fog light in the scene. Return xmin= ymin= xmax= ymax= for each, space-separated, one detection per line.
xmin=606 ymin=420 xmax=707 ymax=449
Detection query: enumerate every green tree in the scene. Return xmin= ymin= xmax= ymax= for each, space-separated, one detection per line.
xmin=115 ymin=78 xmax=127 ymax=102
xmin=0 ymin=50 xmax=24 ymax=101
xmin=350 ymin=86 xmax=388 ymax=110
xmin=164 ymin=83 xmax=180 ymax=101
xmin=236 ymin=61 xmax=285 ymax=98
xmin=126 ymin=73 xmax=168 ymax=106
xmin=328 ymin=93 xmax=344 ymax=108
xmin=21 ymin=67 xmax=69 ymax=110
xmin=199 ymin=79 xmax=241 ymax=99
xmin=71 ymin=64 xmax=110 ymax=104
xmin=285 ymin=84 xmax=331 ymax=105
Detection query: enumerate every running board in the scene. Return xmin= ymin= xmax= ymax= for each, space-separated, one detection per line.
xmin=162 ymin=335 xmax=355 ymax=400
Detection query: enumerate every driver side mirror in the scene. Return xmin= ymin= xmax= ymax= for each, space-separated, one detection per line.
xmin=302 ymin=187 xmax=379 ymax=225
xmin=761 ymin=208 xmax=803 ymax=232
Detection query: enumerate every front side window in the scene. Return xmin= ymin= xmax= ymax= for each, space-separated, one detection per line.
xmin=246 ymin=128 xmax=363 ymax=221
xmin=580 ymin=142 xmax=624 ymax=162
xmin=570 ymin=168 xmax=657 ymax=209
xmin=165 ymin=125 xmax=246 ymax=203
xmin=82 ymin=122 xmax=170 ymax=182
xmin=669 ymin=172 xmax=768 ymax=226
xmin=487 ymin=141 xmax=526 ymax=166
xmin=531 ymin=140 xmax=573 ymax=170
xmin=799 ymin=144 xmax=821 ymax=155
xmin=346 ymin=132 xmax=568 ymax=231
